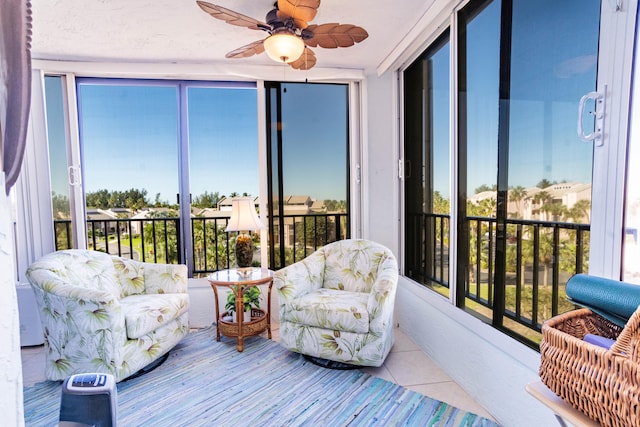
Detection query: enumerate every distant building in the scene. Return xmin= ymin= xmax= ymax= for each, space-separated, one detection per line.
xmin=468 ymin=183 xmax=592 ymax=222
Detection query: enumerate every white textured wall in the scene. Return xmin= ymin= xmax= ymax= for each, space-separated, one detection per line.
xmin=364 ymin=70 xmax=559 ymax=426
xmin=0 ymin=172 xmax=25 ymax=427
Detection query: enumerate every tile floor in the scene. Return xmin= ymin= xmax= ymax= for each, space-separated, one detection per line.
xmin=21 ymin=325 xmax=496 ymax=423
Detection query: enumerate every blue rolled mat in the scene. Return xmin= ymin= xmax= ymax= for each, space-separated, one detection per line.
xmin=566 ymin=274 xmax=640 ymax=327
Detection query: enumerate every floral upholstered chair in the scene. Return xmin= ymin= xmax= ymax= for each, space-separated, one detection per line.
xmin=275 ymin=239 xmax=398 ymax=367
xmin=25 ymin=249 xmax=190 ymax=382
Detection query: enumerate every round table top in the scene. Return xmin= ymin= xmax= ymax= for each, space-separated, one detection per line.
xmin=207 ymin=268 xmax=274 ymax=285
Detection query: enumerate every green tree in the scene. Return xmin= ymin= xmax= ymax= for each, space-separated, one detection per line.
xmin=536 ymin=179 xmax=555 ymax=189
xmin=432 ymin=191 xmax=450 ymax=215
xmin=294 ymin=214 xmax=337 ymax=250
xmin=86 ymin=189 xmax=110 ymax=208
xmin=508 ymin=186 xmax=527 ymax=219
xmin=51 ymin=192 xmax=71 ymax=219
xmin=474 ymin=184 xmax=497 ymax=194
xmin=532 ymin=190 xmax=552 ymax=220
xmin=85 ymin=188 xmax=149 ymax=210
xmin=567 ymin=199 xmax=591 ymax=223
xmin=142 ymin=209 xmax=179 ymax=264
xmin=542 ymin=202 xmax=567 ymax=222
xmin=193 ymin=191 xmax=222 ymax=208
xmin=477 ymin=197 xmax=497 ymax=217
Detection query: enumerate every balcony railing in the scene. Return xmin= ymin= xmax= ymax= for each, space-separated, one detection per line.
xmin=269 ymin=213 xmax=349 ymax=269
xmin=414 ymin=213 xmax=589 ymax=346
xmin=54 ymin=212 xmax=349 ymax=275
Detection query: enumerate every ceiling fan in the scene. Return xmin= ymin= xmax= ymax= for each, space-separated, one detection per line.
xmin=196 ymin=0 xmax=369 ymax=70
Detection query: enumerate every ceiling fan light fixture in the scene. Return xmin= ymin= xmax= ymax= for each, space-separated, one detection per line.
xmin=263 ymin=32 xmax=305 ymax=64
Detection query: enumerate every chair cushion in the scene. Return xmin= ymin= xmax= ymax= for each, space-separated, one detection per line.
xmin=281 ymin=288 xmax=370 ymax=334
xmin=113 ymin=257 xmax=145 ymax=298
xmin=120 ymin=293 xmax=190 ymax=339
xmin=322 ymin=240 xmax=386 ymax=293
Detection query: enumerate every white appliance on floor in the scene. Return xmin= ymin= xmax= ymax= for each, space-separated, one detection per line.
xmin=16 ymin=283 xmax=44 ymax=346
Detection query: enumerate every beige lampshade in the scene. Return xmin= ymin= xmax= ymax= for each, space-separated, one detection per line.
xmin=263 ymin=32 xmax=305 ymax=64
xmin=225 ymin=197 xmax=265 ymax=232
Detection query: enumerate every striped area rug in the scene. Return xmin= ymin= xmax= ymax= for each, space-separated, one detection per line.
xmin=23 ymin=327 xmax=499 ymax=426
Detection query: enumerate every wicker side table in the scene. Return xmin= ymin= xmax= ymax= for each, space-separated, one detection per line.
xmin=207 ymin=268 xmax=273 ymax=352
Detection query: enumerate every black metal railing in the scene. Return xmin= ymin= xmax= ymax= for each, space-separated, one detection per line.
xmin=191 ymin=216 xmax=232 ymax=274
xmin=269 ymin=213 xmax=349 ymax=269
xmin=84 ymin=217 xmax=181 ymax=264
xmin=54 ymin=212 xmax=349 ymax=275
xmin=466 ymin=217 xmax=589 ymax=333
xmin=415 ymin=213 xmax=589 ymax=345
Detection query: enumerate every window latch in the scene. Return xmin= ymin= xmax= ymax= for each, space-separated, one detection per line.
xmin=67 ymin=166 xmax=81 ymax=187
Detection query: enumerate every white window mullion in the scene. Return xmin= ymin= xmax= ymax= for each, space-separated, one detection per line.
xmin=64 ymin=73 xmax=87 ymax=250
xmin=349 ymin=81 xmax=365 ymax=240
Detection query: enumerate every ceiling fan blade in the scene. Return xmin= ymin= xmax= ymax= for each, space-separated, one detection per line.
xmin=304 ymin=23 xmax=369 ymax=48
xmin=277 ymin=0 xmax=320 ymax=29
xmin=196 ymin=1 xmax=267 ymax=31
xmin=289 ymin=47 xmax=317 ymax=70
xmin=225 ymin=40 xmax=266 ymax=59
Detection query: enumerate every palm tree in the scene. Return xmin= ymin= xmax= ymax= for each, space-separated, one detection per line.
xmin=509 ymin=186 xmax=527 ymax=218
xmin=532 ymin=191 xmax=552 ymax=220
xmin=478 ymin=197 xmax=497 ymax=217
xmin=542 ymin=202 xmax=567 ymax=222
xmin=568 ymin=199 xmax=591 ymax=223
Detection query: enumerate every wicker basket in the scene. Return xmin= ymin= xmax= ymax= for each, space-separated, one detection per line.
xmin=218 ymin=308 xmax=268 ymax=338
xmin=539 ymin=307 xmax=640 ymax=427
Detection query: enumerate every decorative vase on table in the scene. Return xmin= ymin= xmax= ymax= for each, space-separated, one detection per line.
xmin=235 ymin=233 xmax=254 ymax=268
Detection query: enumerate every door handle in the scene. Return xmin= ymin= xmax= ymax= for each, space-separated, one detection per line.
xmin=577 ymin=89 xmax=605 ymax=146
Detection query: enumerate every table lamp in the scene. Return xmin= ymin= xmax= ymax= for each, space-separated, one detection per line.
xmin=225 ymin=197 xmax=265 ymax=272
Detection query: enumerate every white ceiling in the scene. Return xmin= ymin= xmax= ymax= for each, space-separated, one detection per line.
xmin=30 ymin=0 xmax=435 ymax=74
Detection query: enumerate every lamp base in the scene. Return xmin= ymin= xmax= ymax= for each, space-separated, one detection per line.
xmin=235 ymin=233 xmax=253 ymax=268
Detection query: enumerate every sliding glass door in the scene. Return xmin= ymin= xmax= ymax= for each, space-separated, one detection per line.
xmin=265 ymin=82 xmax=350 ymax=269
xmin=77 ymin=81 xmax=181 ymax=262
xmin=186 ymin=85 xmax=259 ymax=272
xmin=51 ymin=78 xmax=259 ymax=276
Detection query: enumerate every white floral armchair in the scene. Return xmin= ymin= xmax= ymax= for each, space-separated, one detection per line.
xmin=275 ymin=239 xmax=398 ymax=367
xmin=25 ymin=249 xmax=190 ymax=382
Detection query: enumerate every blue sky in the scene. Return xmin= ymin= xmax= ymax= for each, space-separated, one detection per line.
xmin=76 ymin=82 xmax=261 ymax=204
xmin=64 ymin=80 xmax=347 ymax=205
xmin=429 ymin=0 xmax=598 ymax=198
xmin=279 ymin=83 xmax=347 ymax=201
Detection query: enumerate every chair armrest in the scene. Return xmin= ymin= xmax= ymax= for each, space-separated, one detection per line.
xmin=274 ymin=249 xmax=325 ymax=303
xmin=367 ymin=253 xmax=399 ymax=333
xmin=142 ymin=262 xmax=188 ymax=294
xmin=26 ymin=269 xmax=126 ymax=344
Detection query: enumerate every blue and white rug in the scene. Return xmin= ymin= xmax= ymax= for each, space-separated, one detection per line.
xmin=23 ymin=327 xmax=499 ymax=426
